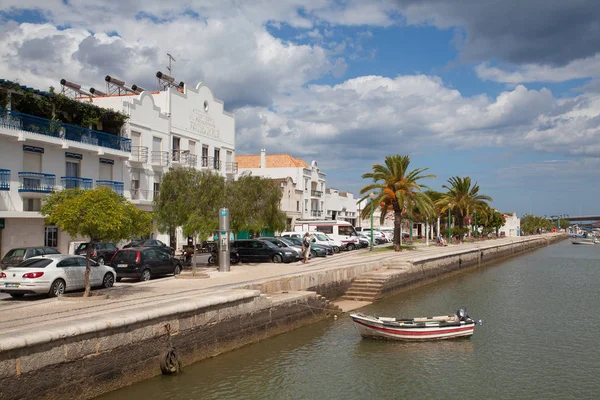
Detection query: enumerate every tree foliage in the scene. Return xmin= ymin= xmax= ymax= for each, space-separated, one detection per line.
xmin=437 ymin=176 xmax=492 ymax=230
xmin=360 ymin=155 xmax=435 ymax=251
xmin=41 ymin=187 xmax=153 ymax=296
xmin=521 ymin=214 xmax=552 ymax=235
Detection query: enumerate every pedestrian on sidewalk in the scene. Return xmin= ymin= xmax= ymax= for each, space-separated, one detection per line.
xmin=302 ymin=232 xmax=313 ymax=264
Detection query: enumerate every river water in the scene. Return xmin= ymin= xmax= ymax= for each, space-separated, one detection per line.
xmin=97 ymin=240 xmax=600 ymax=400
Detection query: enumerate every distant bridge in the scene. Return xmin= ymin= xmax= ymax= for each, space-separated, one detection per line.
xmin=557 ymin=215 xmax=600 ymax=222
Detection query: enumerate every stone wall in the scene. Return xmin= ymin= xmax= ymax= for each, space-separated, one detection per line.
xmin=0 ymin=291 xmax=336 ymax=400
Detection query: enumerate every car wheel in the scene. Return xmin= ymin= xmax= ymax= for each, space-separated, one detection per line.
xmin=48 ymin=279 xmax=66 ymax=297
xmin=347 ymin=243 xmax=356 ymax=251
xmin=333 ymin=246 xmax=340 ymax=254
xmin=208 ymin=255 xmax=216 ymax=264
xmin=310 ymin=250 xmax=317 ymax=259
xmin=272 ymin=254 xmax=283 ymax=263
xmin=97 ymin=257 xmax=105 ymax=266
xmin=230 ymin=253 xmax=240 ymax=264
xmin=140 ymin=269 xmax=151 ymax=282
xmin=174 ymin=264 xmax=182 ymax=275
xmin=102 ymin=273 xmax=115 ymax=288
xmin=116 ymin=277 xmax=122 ymax=282
xmin=10 ymin=293 xmax=24 ymax=299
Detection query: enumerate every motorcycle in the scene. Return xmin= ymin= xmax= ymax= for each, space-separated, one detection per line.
xmin=180 ymin=249 xmax=193 ymax=266
xmin=208 ymin=249 xmax=240 ymax=265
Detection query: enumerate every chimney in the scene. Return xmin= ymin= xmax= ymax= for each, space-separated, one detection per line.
xmin=260 ymin=148 xmax=266 ymax=169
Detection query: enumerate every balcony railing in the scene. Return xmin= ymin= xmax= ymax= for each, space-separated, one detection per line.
xmin=150 ymin=151 xmax=169 ymax=166
xmin=213 ymin=158 xmax=221 ymax=171
xmin=0 ymin=108 xmax=131 ymax=152
xmin=129 ymin=189 xmax=159 ymax=201
xmin=225 ymin=162 xmax=238 ymax=174
xmin=0 ymin=169 xmax=9 ymax=190
xmin=18 ymin=172 xmax=56 ymax=193
xmin=97 ymin=180 xmax=124 ymax=196
xmin=311 ymin=190 xmax=323 ymax=197
xmin=61 ymin=176 xmax=93 ymax=190
xmin=130 ymin=146 xmax=148 ymax=163
xmin=311 ymin=210 xmax=323 ymax=217
xmin=171 ymin=150 xmax=198 ymax=168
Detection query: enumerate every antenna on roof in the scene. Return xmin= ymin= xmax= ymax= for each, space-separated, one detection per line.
xmin=60 ymin=79 xmax=92 ymax=100
xmin=105 ymin=75 xmax=137 ymax=96
xmin=167 ymin=53 xmax=176 ymax=75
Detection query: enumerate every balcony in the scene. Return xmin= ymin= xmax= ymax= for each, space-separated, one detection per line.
xmin=311 ymin=210 xmax=323 ymax=217
xmin=0 ymin=169 xmax=9 ymax=190
xmin=171 ymin=150 xmax=198 ymax=168
xmin=61 ymin=176 xmax=93 ymax=190
xmin=225 ymin=162 xmax=238 ymax=174
xmin=129 ymin=189 xmax=159 ymax=201
xmin=311 ymin=190 xmax=323 ymax=197
xmin=0 ymin=108 xmax=131 ymax=152
xmin=150 ymin=151 xmax=169 ymax=166
xmin=18 ymin=172 xmax=56 ymax=193
xmin=97 ymin=180 xmax=124 ymax=196
xmin=213 ymin=158 xmax=221 ymax=171
xmin=130 ymin=146 xmax=148 ymax=163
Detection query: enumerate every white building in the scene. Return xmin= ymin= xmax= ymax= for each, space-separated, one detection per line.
xmin=0 ymin=83 xmax=131 ymax=257
xmin=90 ymin=81 xmax=236 ymax=248
xmin=236 ymin=149 xmax=326 ymax=222
xmin=499 ymin=212 xmax=521 ymax=237
xmin=0 ymin=78 xmax=236 ymax=257
xmin=324 ymin=188 xmax=358 ymax=226
xmin=271 ymin=177 xmax=303 ymax=228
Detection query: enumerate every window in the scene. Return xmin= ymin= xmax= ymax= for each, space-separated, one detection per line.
xmin=23 ymin=151 xmax=42 ymax=173
xmin=202 ymin=145 xmax=209 ymax=167
xmin=99 ymin=162 xmax=113 ymax=181
xmin=23 ymin=198 xmax=41 ymax=211
xmin=214 ymin=148 xmax=220 ymax=170
xmin=45 ymin=226 xmax=58 ymax=247
xmin=317 ymin=225 xmax=333 ymax=234
xmin=57 ymin=258 xmax=79 ymax=268
xmin=189 ymin=140 xmax=196 ymax=155
xmin=296 ymin=201 xmax=300 ymax=211
xmin=66 ymin=160 xmax=80 ymax=177
xmin=15 ymin=258 xmax=52 ymax=269
xmin=338 ymin=226 xmax=356 ymax=236
xmin=153 ymin=173 xmax=161 ymax=196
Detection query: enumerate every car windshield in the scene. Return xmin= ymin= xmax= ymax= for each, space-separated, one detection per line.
xmin=13 ymin=258 xmax=53 ymax=269
xmin=4 ymin=249 xmax=26 ymax=259
xmin=314 ymin=233 xmax=328 ymax=241
xmin=278 ymin=238 xmax=297 ymax=246
xmin=113 ymin=250 xmax=138 ymax=263
xmin=76 ymin=243 xmax=90 ymax=251
xmin=262 ymin=240 xmax=278 ymax=249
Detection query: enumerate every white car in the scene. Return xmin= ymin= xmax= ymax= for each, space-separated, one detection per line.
xmin=281 ymin=231 xmax=342 ymax=253
xmin=0 ymin=254 xmax=116 ymax=298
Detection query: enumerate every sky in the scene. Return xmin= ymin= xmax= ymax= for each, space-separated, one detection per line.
xmin=1 ymin=0 xmax=599 ymax=218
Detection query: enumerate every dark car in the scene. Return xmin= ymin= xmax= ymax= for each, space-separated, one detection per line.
xmin=258 ymin=237 xmax=302 ymax=260
xmin=1 ymin=247 xmax=61 ymax=270
xmin=285 ymin=237 xmax=328 ymax=258
xmin=123 ymin=239 xmax=174 ymax=256
xmin=232 ymin=239 xmax=297 ymax=263
xmin=75 ymin=242 xmax=118 ymax=265
xmin=110 ymin=247 xmax=182 ymax=282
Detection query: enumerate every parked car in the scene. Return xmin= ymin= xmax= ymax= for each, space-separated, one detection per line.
xmin=232 ymin=239 xmax=297 ymax=263
xmin=1 ymin=247 xmax=61 ymax=270
xmin=123 ymin=239 xmax=174 ymax=256
xmin=0 ymin=254 xmax=115 ymax=298
xmin=74 ymin=242 xmax=119 ymax=265
xmin=357 ymin=235 xmax=371 ymax=248
xmin=284 ymin=237 xmax=328 ymax=258
xmin=110 ymin=247 xmax=182 ymax=282
xmin=258 ymin=237 xmax=302 ymax=260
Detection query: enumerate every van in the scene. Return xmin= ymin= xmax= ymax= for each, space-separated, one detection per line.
xmin=292 ymin=220 xmax=359 ymax=250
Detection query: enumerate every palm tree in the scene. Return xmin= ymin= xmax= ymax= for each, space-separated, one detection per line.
xmin=360 ymin=155 xmax=436 ymax=251
xmin=436 ymin=176 xmax=492 ymax=238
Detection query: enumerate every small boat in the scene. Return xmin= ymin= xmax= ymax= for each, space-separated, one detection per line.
xmin=570 ymin=234 xmax=599 ymax=245
xmin=350 ymin=308 xmax=481 ymax=341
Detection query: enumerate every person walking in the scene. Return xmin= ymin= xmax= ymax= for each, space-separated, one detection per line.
xmin=302 ymin=232 xmax=313 ymax=264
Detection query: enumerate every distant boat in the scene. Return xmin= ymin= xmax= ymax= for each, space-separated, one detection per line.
xmin=350 ymin=308 xmax=481 ymax=341
xmin=571 ymin=234 xmax=599 ymax=245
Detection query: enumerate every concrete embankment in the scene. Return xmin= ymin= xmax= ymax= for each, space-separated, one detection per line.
xmin=0 ymin=234 xmax=565 ymax=400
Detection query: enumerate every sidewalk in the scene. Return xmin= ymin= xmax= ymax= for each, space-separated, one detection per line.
xmin=0 ymin=235 xmax=555 ymax=342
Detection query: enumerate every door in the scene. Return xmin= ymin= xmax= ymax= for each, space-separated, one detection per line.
xmin=57 ymin=257 xmax=84 ymax=290
xmin=23 ymin=151 xmax=42 ymax=189
xmin=202 ymin=145 xmax=209 ymax=167
xmin=154 ymin=248 xmax=173 ymax=274
xmin=81 ymin=257 xmax=103 ymax=287
xmin=172 ymin=137 xmax=180 ymax=161
xmin=253 ymin=240 xmax=270 ymax=262
xmin=143 ymin=249 xmax=163 ymax=275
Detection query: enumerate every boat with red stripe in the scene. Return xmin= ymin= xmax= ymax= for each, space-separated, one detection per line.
xmin=350 ymin=308 xmax=482 ymax=341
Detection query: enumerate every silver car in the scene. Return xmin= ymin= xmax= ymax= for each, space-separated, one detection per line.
xmin=0 ymin=254 xmax=116 ymax=298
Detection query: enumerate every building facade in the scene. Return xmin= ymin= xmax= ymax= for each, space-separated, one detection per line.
xmin=271 ymin=177 xmax=303 ymax=228
xmin=236 ymin=149 xmax=326 ymax=222
xmin=499 ymin=212 xmax=521 ymax=237
xmin=324 ymin=188 xmax=358 ymax=226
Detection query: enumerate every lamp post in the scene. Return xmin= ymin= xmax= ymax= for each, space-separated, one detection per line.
xmin=369 ymin=193 xmax=375 ymax=251
xmin=448 ymin=208 xmax=451 ymax=243
xmin=474 ymin=210 xmax=477 ymax=238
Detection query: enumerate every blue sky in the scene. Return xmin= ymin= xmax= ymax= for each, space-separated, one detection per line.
xmin=1 ymin=1 xmax=599 ymax=218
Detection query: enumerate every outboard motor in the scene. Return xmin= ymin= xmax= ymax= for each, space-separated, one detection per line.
xmin=456 ymin=308 xmax=469 ymax=321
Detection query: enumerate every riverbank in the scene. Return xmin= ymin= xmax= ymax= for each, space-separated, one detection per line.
xmin=0 ymin=233 xmax=565 ymax=400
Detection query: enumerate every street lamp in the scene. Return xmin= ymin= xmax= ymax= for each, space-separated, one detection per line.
xmin=369 ymin=193 xmax=375 ymax=251
xmin=448 ymin=208 xmax=451 ymax=244
xmin=474 ymin=209 xmax=477 ymax=238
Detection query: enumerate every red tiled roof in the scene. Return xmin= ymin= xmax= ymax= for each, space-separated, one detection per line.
xmin=236 ymin=154 xmax=309 ymax=168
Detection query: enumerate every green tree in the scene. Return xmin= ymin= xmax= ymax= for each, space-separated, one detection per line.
xmin=360 ymin=155 xmax=436 ymax=251
xmin=437 ymin=176 xmax=492 ymax=238
xmin=225 ymin=174 xmax=287 ymax=235
xmin=41 ymin=187 xmax=153 ymax=296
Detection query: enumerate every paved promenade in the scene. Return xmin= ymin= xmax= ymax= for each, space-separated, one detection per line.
xmin=0 ymin=235 xmax=557 ymax=347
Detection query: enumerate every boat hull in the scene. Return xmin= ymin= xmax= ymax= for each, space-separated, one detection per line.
xmin=350 ymin=313 xmax=475 ymax=341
